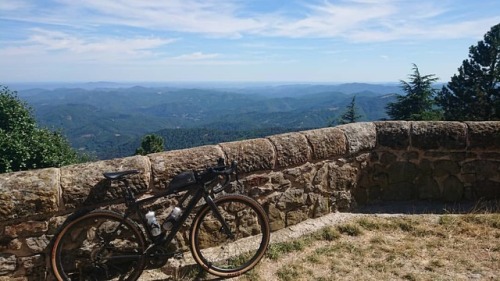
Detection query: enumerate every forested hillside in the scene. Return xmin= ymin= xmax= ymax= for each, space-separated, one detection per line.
xmin=15 ymin=83 xmax=399 ymax=159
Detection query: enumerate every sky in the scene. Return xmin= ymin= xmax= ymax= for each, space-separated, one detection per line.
xmin=1 ymin=0 xmax=499 ymax=83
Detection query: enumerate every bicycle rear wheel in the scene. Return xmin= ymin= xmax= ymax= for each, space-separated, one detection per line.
xmin=190 ymin=194 xmax=270 ymax=277
xmin=51 ymin=210 xmax=146 ymax=281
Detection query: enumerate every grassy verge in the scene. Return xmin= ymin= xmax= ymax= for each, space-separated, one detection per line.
xmin=242 ymin=213 xmax=500 ymax=281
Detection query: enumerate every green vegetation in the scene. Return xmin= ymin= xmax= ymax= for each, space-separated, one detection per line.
xmin=437 ymin=23 xmax=500 ymax=121
xmin=15 ymin=84 xmax=395 ymax=159
xmin=135 ymin=134 xmax=165 ymax=155
xmin=2 ymin=23 xmax=497 ymax=163
xmin=333 ymin=95 xmax=363 ymax=125
xmin=0 ymin=86 xmax=86 ymax=173
xmin=386 ymin=64 xmax=441 ymax=121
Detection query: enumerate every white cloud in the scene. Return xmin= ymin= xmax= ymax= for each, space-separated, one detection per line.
xmin=0 ymin=0 xmax=31 ymax=11
xmin=1 ymin=0 xmax=498 ymax=42
xmin=16 ymin=28 xmax=175 ymax=57
xmin=172 ymin=52 xmax=220 ymax=60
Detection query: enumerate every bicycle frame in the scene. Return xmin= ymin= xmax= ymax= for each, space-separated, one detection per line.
xmin=116 ymin=178 xmax=233 ymax=259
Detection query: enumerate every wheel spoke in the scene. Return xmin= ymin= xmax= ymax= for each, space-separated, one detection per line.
xmin=52 ymin=211 xmax=146 ymax=281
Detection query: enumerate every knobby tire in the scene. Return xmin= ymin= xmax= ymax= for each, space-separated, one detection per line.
xmin=51 ymin=210 xmax=146 ymax=281
xmin=189 ymin=194 xmax=270 ymax=278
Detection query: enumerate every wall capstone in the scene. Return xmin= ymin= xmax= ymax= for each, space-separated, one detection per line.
xmin=300 ymin=127 xmax=347 ymax=160
xmin=0 ymin=168 xmax=59 ymax=222
xmin=148 ymin=145 xmax=224 ymax=190
xmin=411 ymin=121 xmax=467 ymax=150
xmin=219 ymin=138 xmax=275 ymax=173
xmin=268 ymin=132 xmax=312 ymax=168
xmin=374 ymin=121 xmax=410 ymax=149
xmin=337 ymin=122 xmax=376 ymax=154
xmin=466 ymin=121 xmax=500 ymax=150
xmin=60 ymin=155 xmax=150 ymax=209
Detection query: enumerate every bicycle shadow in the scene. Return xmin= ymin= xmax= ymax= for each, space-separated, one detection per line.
xmin=82 ymin=178 xmax=141 ymax=207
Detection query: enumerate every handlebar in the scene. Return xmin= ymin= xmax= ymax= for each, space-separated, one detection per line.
xmin=196 ymin=158 xmax=238 ymax=193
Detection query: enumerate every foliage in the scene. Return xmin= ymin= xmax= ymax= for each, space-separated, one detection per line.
xmin=0 ymin=86 xmax=84 ymax=173
xmin=436 ymin=23 xmax=500 ymax=121
xmin=334 ymin=96 xmax=363 ymax=125
xmin=135 ymin=134 xmax=165 ymax=155
xmin=386 ymin=64 xmax=441 ymax=120
xmin=15 ymin=84 xmax=396 ymax=159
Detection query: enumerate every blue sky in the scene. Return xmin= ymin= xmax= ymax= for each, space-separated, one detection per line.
xmin=1 ymin=0 xmax=499 ymax=83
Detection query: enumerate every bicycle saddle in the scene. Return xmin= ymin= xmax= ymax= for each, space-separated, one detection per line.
xmin=103 ymin=170 xmax=140 ymax=180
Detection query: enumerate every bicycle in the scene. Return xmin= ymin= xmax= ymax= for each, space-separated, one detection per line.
xmin=50 ymin=158 xmax=271 ymax=280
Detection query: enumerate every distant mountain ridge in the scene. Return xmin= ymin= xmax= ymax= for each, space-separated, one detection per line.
xmin=13 ymin=83 xmax=399 ymax=159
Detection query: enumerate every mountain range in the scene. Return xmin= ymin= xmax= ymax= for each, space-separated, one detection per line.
xmin=14 ymin=83 xmax=402 ymax=159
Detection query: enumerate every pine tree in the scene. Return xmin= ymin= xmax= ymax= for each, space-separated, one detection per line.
xmin=386 ymin=64 xmax=441 ymax=120
xmin=337 ymin=96 xmax=363 ymax=125
xmin=135 ymin=134 xmax=165 ymax=155
xmin=436 ymin=23 xmax=500 ymax=121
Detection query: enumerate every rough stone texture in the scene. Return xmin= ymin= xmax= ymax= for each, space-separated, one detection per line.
xmin=0 ymin=121 xmax=500 ymax=280
xmin=148 ymin=145 xmax=224 ymax=190
xmin=268 ymin=132 xmax=312 ymax=168
xmin=3 ymin=221 xmax=48 ymax=239
xmin=337 ymin=122 xmax=376 ymax=154
xmin=60 ymin=155 xmax=151 ymax=210
xmin=0 ymin=254 xmax=16 ymax=275
xmin=375 ymin=121 xmax=410 ymax=149
xmin=301 ymin=127 xmax=347 ymax=160
xmin=219 ymin=138 xmax=275 ymax=173
xmin=411 ymin=121 xmax=467 ymax=150
xmin=466 ymin=121 xmax=500 ymax=150
xmin=0 ymin=168 xmax=59 ymax=222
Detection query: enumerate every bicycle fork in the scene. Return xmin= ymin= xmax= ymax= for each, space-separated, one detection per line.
xmin=204 ymin=194 xmax=235 ymax=240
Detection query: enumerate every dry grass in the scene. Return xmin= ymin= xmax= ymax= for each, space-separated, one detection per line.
xmin=239 ymin=213 xmax=500 ymax=281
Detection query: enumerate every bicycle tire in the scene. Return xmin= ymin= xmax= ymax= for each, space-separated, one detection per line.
xmin=189 ymin=194 xmax=270 ymax=277
xmin=51 ymin=210 xmax=147 ymax=281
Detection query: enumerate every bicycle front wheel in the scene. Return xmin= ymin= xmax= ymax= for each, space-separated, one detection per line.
xmin=51 ymin=210 xmax=146 ymax=281
xmin=190 ymin=194 xmax=270 ymax=277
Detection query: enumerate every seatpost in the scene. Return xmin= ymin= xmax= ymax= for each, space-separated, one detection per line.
xmin=120 ymin=178 xmax=136 ymax=206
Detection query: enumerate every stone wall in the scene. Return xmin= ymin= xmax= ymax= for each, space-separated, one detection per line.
xmin=0 ymin=121 xmax=499 ymax=280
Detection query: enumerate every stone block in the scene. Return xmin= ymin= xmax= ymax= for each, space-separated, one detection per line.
xmin=328 ymin=163 xmax=358 ymax=191
xmin=266 ymin=204 xmax=285 ymax=231
xmin=442 ymin=176 xmax=464 ymax=201
xmin=375 ymin=121 xmax=410 ymax=149
xmin=285 ymin=208 xmax=309 ymax=226
xmin=466 ymin=121 xmax=500 ymax=150
xmin=268 ymin=132 xmax=312 ymax=168
xmin=474 ymin=180 xmax=500 ymax=199
xmin=0 ymin=168 xmax=59 ymax=221
xmin=301 ymin=127 xmax=347 ymax=160
xmin=0 ymin=254 xmax=16 ymax=275
xmin=3 ymin=221 xmax=48 ymax=239
xmin=433 ymin=160 xmax=460 ymax=177
xmin=148 ymin=145 xmax=224 ymax=190
xmin=411 ymin=121 xmax=467 ymax=150
xmin=60 ymin=155 xmax=151 ymax=209
xmin=337 ymin=122 xmax=376 ymax=154
xmin=219 ymin=138 xmax=275 ymax=173
xmin=416 ymin=175 xmax=440 ymax=199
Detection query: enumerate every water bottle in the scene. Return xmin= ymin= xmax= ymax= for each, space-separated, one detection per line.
xmin=145 ymin=211 xmax=161 ymax=236
xmin=162 ymin=207 xmax=182 ymax=231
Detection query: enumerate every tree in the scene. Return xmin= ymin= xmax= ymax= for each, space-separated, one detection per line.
xmin=336 ymin=96 xmax=363 ymax=125
xmin=436 ymin=23 xmax=500 ymax=121
xmin=386 ymin=64 xmax=441 ymax=121
xmin=135 ymin=134 xmax=165 ymax=155
xmin=0 ymin=86 xmax=83 ymax=173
